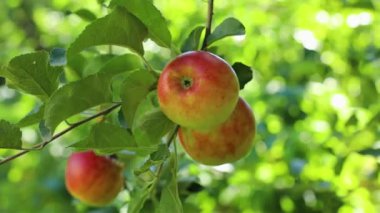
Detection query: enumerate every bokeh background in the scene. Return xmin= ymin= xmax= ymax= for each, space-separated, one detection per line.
xmin=1 ymin=0 xmax=380 ymax=212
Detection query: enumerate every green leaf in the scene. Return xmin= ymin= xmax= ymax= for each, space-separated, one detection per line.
xmin=128 ymin=185 xmax=151 ymax=213
xmin=71 ymin=122 xmax=138 ymax=153
xmin=67 ymin=7 xmax=147 ymax=57
xmin=358 ymin=148 xmax=380 ymax=157
xmin=368 ymin=112 xmax=380 ymax=128
xmin=0 ymin=120 xmax=22 ymax=149
xmin=0 ymin=51 xmax=62 ymax=101
xmin=69 ymin=53 xmax=143 ymax=78
xmin=17 ymin=105 xmax=45 ymax=128
xmin=44 ymin=74 xmax=113 ymax=131
xmin=181 ymin=26 xmax=204 ymax=52
xmin=345 ymin=113 xmax=358 ymax=126
xmin=74 ymin=9 xmax=97 ymax=22
xmin=120 ymin=70 xmax=156 ymax=126
xmin=150 ymin=144 xmax=170 ymax=162
xmin=111 ymin=0 xmax=172 ymax=48
xmin=132 ymin=91 xmax=175 ymax=146
xmin=44 ymin=54 xmax=142 ymax=131
xmin=232 ymin=62 xmax=253 ymax=89
xmin=82 ymin=54 xmax=115 ymax=77
xmin=206 ymin=17 xmax=245 ymax=46
xmin=134 ymin=144 xmax=169 ymax=177
xmin=67 ymin=53 xmax=87 ymax=79
xmin=98 ymin=54 xmax=144 ymax=75
xmin=158 ymin=154 xmax=183 ymax=213
xmin=348 ymin=130 xmax=375 ymax=152
xmin=134 ymin=160 xmax=157 ymax=176
xmin=71 ymin=122 xmax=157 ymax=156
xmin=101 ymin=54 xmax=146 ymax=101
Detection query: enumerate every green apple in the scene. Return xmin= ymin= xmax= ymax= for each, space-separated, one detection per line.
xmin=158 ymin=51 xmax=239 ymax=130
xmin=179 ymin=97 xmax=256 ymax=165
xmin=65 ymin=151 xmax=124 ymax=206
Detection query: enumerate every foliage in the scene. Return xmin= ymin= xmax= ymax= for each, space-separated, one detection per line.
xmin=0 ymin=0 xmax=380 ymax=212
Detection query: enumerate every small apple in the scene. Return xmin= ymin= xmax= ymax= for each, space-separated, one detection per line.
xmin=158 ymin=51 xmax=239 ymax=130
xmin=179 ymin=97 xmax=255 ymax=165
xmin=65 ymin=151 xmax=124 ymax=206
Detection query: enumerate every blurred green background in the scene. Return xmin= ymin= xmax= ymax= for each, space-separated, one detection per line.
xmin=1 ymin=0 xmax=380 ymax=212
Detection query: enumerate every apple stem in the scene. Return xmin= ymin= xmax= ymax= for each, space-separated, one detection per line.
xmin=201 ymin=0 xmax=214 ymax=50
xmin=0 ymin=104 xmax=122 ymax=165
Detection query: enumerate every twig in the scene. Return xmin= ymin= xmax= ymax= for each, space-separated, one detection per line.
xmin=201 ymin=0 xmax=214 ymax=50
xmin=0 ymin=104 xmax=121 ymax=166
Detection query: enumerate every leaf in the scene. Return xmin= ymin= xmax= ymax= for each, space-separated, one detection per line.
xmin=232 ymin=62 xmax=253 ymax=89
xmin=134 ymin=161 xmax=159 ymax=177
xmin=158 ymin=154 xmax=183 ymax=213
xmin=103 ymin=55 xmax=146 ymax=101
xmin=45 ymin=53 xmax=143 ymax=132
xmin=132 ymin=91 xmax=175 ymax=146
xmin=70 ymin=53 xmax=143 ymax=78
xmin=120 ymin=70 xmax=156 ymax=126
xmin=181 ymin=26 xmax=204 ymax=52
xmin=358 ymin=148 xmax=380 ymax=157
xmin=98 ymin=54 xmax=144 ymax=75
xmin=0 ymin=51 xmax=62 ymax=101
xmin=134 ymin=144 xmax=170 ymax=177
xmin=206 ymin=17 xmax=245 ymax=46
xmin=67 ymin=53 xmax=87 ymax=79
xmin=74 ymin=9 xmax=97 ymax=22
xmin=150 ymin=144 xmax=170 ymax=162
xmin=0 ymin=120 xmax=22 ymax=149
xmin=44 ymin=74 xmax=113 ymax=132
xmin=71 ymin=122 xmax=140 ymax=153
xmin=17 ymin=105 xmax=45 ymax=128
xmin=67 ymin=7 xmax=147 ymax=57
xmin=111 ymin=0 xmax=172 ymax=48
xmin=82 ymin=54 xmax=114 ymax=77
xmin=368 ymin=112 xmax=380 ymax=128
xmin=348 ymin=130 xmax=375 ymax=152
xmin=128 ymin=185 xmax=151 ymax=213
xmin=345 ymin=113 xmax=358 ymax=126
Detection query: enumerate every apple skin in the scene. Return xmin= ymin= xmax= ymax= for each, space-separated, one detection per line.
xmin=158 ymin=51 xmax=239 ymax=130
xmin=65 ymin=151 xmax=124 ymax=206
xmin=178 ymin=98 xmax=255 ymax=165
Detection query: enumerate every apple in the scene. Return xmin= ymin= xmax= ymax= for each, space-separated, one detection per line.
xmin=65 ymin=151 xmax=124 ymax=206
xmin=158 ymin=51 xmax=239 ymax=130
xmin=178 ymin=97 xmax=255 ymax=165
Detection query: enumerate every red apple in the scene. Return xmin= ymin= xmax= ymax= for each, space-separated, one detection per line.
xmin=158 ymin=51 xmax=239 ymax=130
xmin=179 ymin=98 xmax=256 ymax=165
xmin=65 ymin=151 xmax=124 ymax=206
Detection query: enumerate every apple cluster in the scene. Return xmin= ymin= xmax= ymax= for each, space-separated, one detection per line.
xmin=158 ymin=51 xmax=256 ymax=165
xmin=63 ymin=51 xmax=255 ymax=207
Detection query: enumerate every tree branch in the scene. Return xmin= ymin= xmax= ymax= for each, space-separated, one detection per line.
xmin=0 ymin=104 xmax=121 ymax=166
xmin=201 ymin=0 xmax=214 ymax=50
